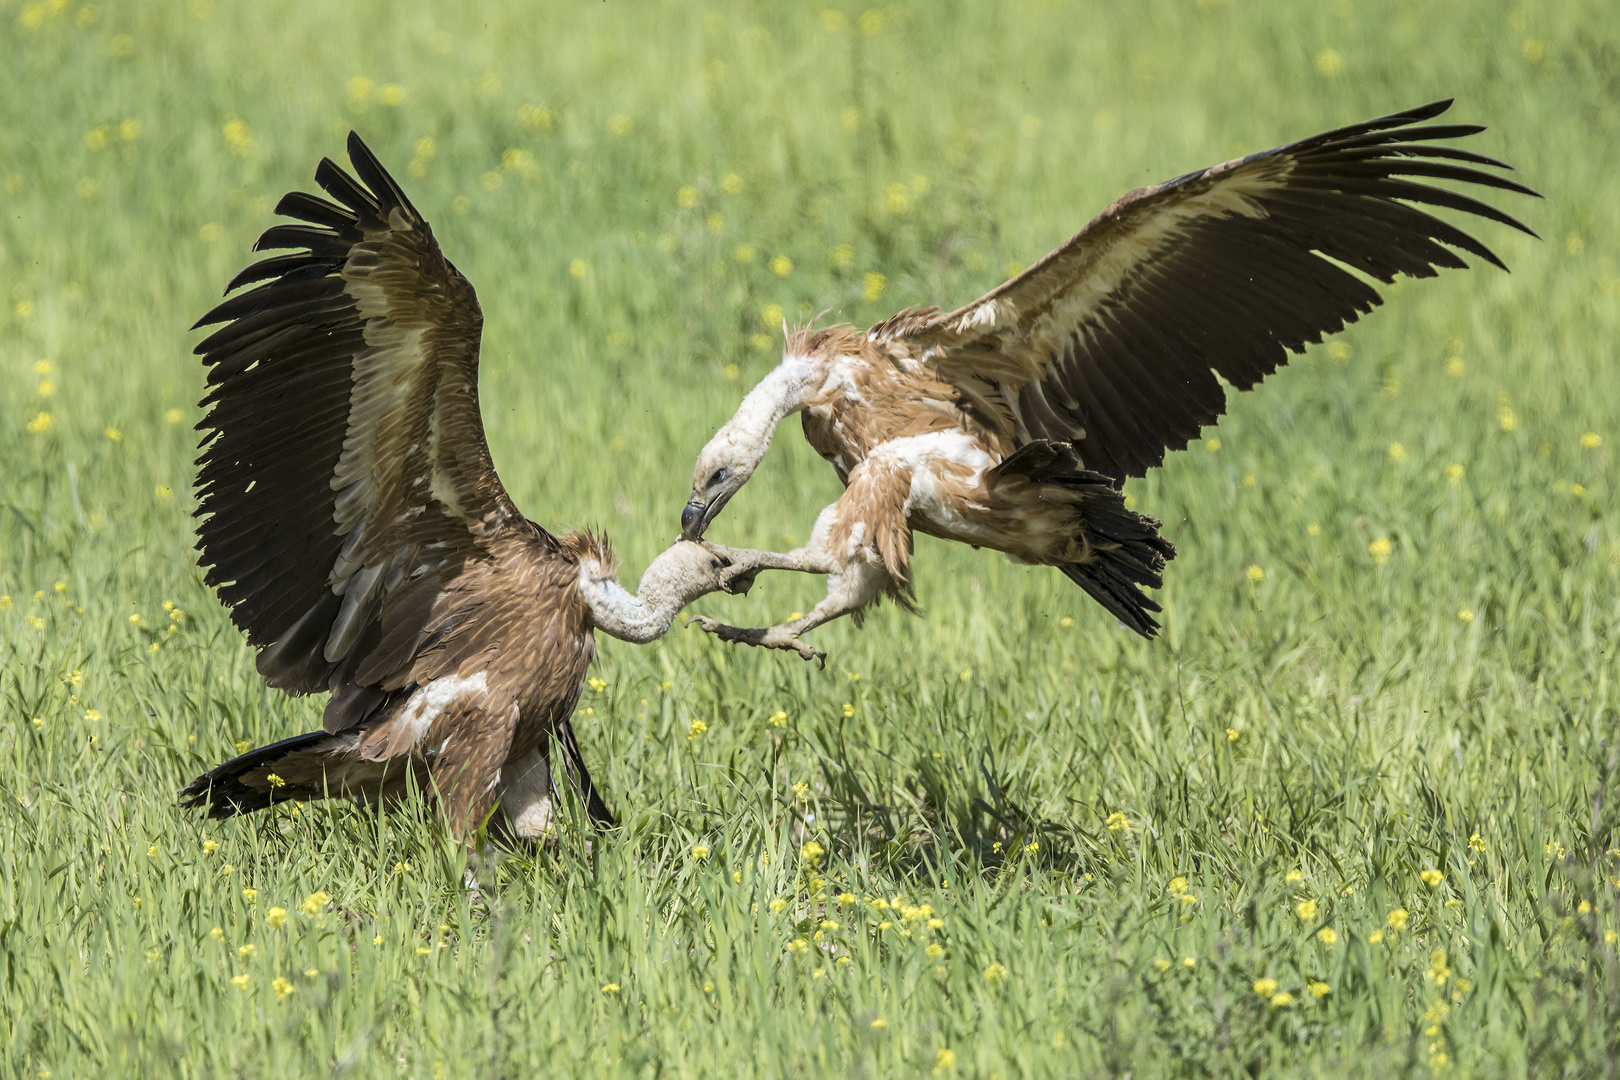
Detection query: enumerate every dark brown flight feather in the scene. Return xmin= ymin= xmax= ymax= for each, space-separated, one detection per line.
xmin=895 ymin=99 xmax=1540 ymax=483
xmin=182 ymin=134 xmax=609 ymax=837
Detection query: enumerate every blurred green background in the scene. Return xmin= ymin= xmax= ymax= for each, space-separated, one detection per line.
xmin=2 ymin=0 xmax=1618 ymax=1076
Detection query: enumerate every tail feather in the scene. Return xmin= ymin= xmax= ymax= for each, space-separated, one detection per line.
xmin=554 ymin=719 xmax=616 ymax=829
xmin=993 ymin=441 xmax=1176 ymax=638
xmin=178 ymin=729 xmax=375 ymax=818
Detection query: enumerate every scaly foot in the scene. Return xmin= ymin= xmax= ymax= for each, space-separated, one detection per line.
xmin=686 ymin=615 xmax=826 ymax=667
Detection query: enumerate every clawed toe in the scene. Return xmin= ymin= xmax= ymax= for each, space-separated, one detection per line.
xmin=685 ymin=617 xmax=825 ymax=666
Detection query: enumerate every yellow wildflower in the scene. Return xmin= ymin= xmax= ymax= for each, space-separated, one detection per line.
xmin=933 ymin=1048 xmax=955 ymax=1074
xmin=984 ymin=962 xmax=1007 ymax=983
xmin=687 ymin=719 xmax=707 ymax=739
xmin=1153 ymin=958 xmax=1171 ymax=972
xmin=272 ymin=976 xmax=294 ymax=1001
xmin=265 ymin=907 xmax=287 ymax=928
xmin=1581 ymin=431 xmax=1602 ymax=448
xmin=1458 ymin=609 xmax=1474 ymax=623
xmin=801 ymin=840 xmax=825 ymax=864
xmin=301 ymin=891 xmax=329 ymax=916
xmin=1388 ymin=442 xmax=1407 ymax=462
xmin=1105 ymin=812 xmax=1130 ymax=831
xmin=770 ymin=255 xmax=793 ymax=276
xmin=265 ymin=773 xmax=285 ymax=788
xmin=1314 ymin=48 xmax=1343 ymax=76
xmin=1205 ymin=437 xmax=1221 ymax=453
xmin=870 ymin=1017 xmax=888 ymax=1029
xmin=600 ymin=982 xmax=620 ymax=994
xmin=26 ymin=412 xmax=54 ymax=434
xmin=1295 ymin=898 xmax=1318 ymax=921
xmin=862 ymin=272 xmax=886 ymax=302
xmin=1246 ymin=565 xmax=1264 ymax=582
xmin=787 ymin=939 xmax=808 ymax=955
xmin=210 ymin=927 xmax=224 ymax=942
xmin=768 ymin=710 xmax=788 ymax=727
xmin=769 ymin=897 xmax=788 ymax=914
xmin=1308 ymin=981 xmax=1330 ymax=998
xmin=1285 ymin=870 xmax=1303 ymax=884
xmin=1317 ymin=927 xmax=1338 ymax=945
xmin=1420 ymin=869 xmax=1444 ymax=887
xmin=1368 ymin=929 xmax=1385 ymax=943
xmin=230 ymin=974 xmax=250 ymax=991
xmin=925 ymin=943 xmax=943 ymax=958
xmin=1253 ymin=977 xmax=1278 ymax=997
xmin=691 ymin=844 xmax=709 ymax=860
xmin=1368 ymin=537 xmax=1392 ymax=563
xmin=1386 ymin=908 xmax=1409 ymax=931
xmin=238 ymin=944 xmax=255 ymax=959
xmin=1445 ymin=463 xmax=1464 ymax=485
xmin=1227 ymin=728 xmax=1240 ymax=741
xmin=242 ymin=888 xmax=256 ymax=903
xmin=1270 ymin=991 xmax=1295 ymax=1007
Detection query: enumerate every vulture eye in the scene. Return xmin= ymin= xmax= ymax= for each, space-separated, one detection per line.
xmin=706 ymin=467 xmax=730 ymax=491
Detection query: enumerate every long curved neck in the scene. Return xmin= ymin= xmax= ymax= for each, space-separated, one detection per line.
xmin=721 ymin=355 xmax=821 ymax=457
xmin=577 ymin=541 xmax=721 ymax=644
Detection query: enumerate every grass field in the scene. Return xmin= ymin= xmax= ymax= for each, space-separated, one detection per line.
xmin=3 ymin=0 xmax=1620 ymax=1076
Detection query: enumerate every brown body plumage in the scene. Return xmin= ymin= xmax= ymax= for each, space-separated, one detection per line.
xmin=181 ymin=135 xmax=769 ymax=836
xmin=681 ymin=101 xmax=1538 ymax=659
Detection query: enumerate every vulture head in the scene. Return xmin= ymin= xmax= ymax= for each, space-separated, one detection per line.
xmin=682 ymin=349 xmax=825 ymax=539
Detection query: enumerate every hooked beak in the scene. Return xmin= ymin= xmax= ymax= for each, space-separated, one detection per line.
xmin=680 ymin=488 xmax=733 ymax=541
xmin=680 ymin=497 xmax=708 ymax=540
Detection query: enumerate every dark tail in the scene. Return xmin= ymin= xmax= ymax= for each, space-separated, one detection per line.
xmin=554 ymin=719 xmax=616 ymax=829
xmin=993 ymin=442 xmax=1176 ymax=638
xmin=178 ymin=730 xmax=362 ymax=818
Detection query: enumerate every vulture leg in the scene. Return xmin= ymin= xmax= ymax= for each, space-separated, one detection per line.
xmin=697 ymin=540 xmax=837 ymax=594
xmin=688 ymin=555 xmax=888 ymax=667
xmin=688 ymin=501 xmax=899 ymax=666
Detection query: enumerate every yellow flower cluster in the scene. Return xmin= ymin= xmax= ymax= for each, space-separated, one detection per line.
xmin=222 ymin=116 xmax=255 ymax=159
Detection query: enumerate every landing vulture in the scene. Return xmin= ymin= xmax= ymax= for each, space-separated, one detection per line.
xmin=180 ymin=135 xmax=776 ymax=837
xmin=680 ymin=101 xmax=1537 ymax=659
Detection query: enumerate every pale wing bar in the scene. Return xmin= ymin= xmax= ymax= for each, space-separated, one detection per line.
xmin=912 ymin=101 xmax=1538 ymax=482
xmin=192 ymin=134 xmax=510 ymax=708
xmin=1021 ymin=100 xmax=1538 ymax=480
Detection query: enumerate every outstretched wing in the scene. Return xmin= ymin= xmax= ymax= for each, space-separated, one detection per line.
xmin=193 ymin=133 xmax=542 ymax=713
xmin=893 ymin=100 xmax=1539 ymax=482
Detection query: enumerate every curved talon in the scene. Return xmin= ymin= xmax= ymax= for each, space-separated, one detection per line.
xmin=686 ymin=615 xmax=826 ymax=666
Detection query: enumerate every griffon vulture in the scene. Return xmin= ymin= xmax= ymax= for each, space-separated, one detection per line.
xmin=681 ymin=100 xmax=1537 ymax=662
xmin=179 ymin=135 xmax=776 ymax=837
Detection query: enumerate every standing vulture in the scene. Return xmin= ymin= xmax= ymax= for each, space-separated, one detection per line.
xmin=179 ymin=135 xmax=776 ymax=837
xmin=680 ymin=100 xmax=1537 ymax=662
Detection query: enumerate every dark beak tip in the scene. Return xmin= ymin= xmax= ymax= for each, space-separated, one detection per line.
xmin=680 ymin=499 xmax=705 ymax=539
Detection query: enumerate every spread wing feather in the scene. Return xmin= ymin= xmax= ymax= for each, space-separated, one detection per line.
xmin=893 ymin=100 xmax=1538 ymax=482
xmin=193 ymin=132 xmax=544 ymax=722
